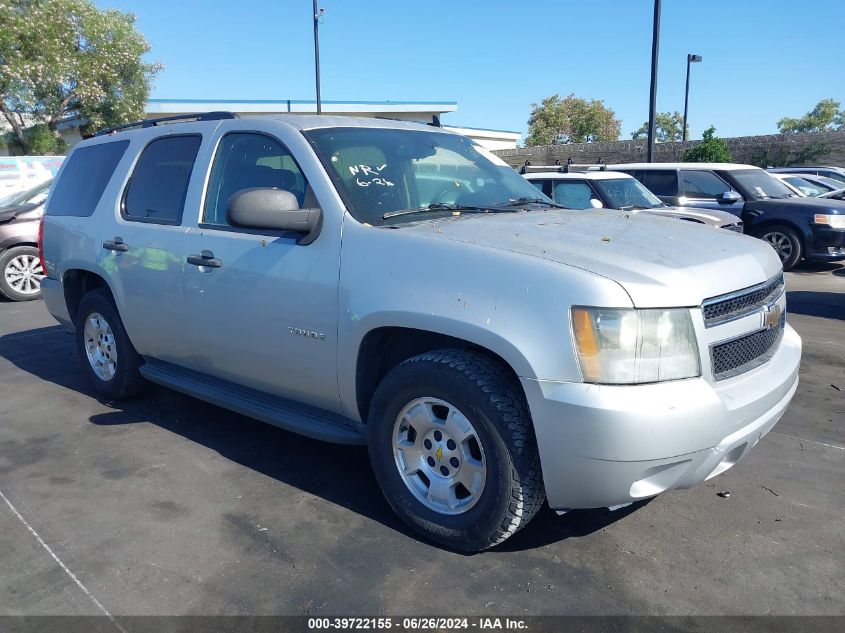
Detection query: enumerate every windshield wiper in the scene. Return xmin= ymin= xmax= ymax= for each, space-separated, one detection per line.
xmin=491 ymin=197 xmax=567 ymax=209
xmin=382 ymin=203 xmax=510 ymax=220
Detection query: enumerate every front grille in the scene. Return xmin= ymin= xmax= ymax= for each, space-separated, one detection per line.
xmin=702 ymin=273 xmax=784 ymax=327
xmin=711 ymin=316 xmax=785 ymax=381
xmin=722 ymin=222 xmax=744 ymax=233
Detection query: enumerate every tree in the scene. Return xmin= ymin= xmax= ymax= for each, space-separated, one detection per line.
xmin=631 ymin=111 xmax=687 ymax=142
xmin=3 ymin=123 xmax=67 ymax=155
xmin=777 ymin=99 xmax=845 ymax=134
xmin=525 ymin=93 xmax=621 ymax=146
xmin=681 ymin=126 xmax=731 ymax=163
xmin=0 ymin=0 xmax=162 ymax=153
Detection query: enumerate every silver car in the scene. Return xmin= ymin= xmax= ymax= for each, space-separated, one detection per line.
xmin=40 ymin=114 xmax=801 ymax=551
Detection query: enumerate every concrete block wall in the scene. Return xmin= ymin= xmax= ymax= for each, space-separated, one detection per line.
xmin=493 ymin=129 xmax=845 ymax=169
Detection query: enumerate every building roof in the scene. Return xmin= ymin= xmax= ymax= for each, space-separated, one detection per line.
xmin=146 ymin=98 xmax=458 ymax=115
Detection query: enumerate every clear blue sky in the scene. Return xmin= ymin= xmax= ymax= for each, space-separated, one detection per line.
xmin=96 ymin=0 xmax=844 ymax=141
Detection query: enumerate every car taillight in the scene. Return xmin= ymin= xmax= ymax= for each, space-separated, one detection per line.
xmin=38 ymin=215 xmax=47 ymax=274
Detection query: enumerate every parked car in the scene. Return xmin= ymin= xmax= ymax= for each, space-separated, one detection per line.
xmin=767 ymin=166 xmax=845 ymax=186
xmin=522 ymin=166 xmax=743 ymax=232
xmin=819 ymin=188 xmax=845 ymax=201
xmin=770 ymin=174 xmax=817 ymax=197
xmin=610 ymin=162 xmax=845 ymax=269
xmin=40 ymin=114 xmax=801 ymax=551
xmin=0 ymin=178 xmax=52 ymax=301
xmin=770 ymin=172 xmax=841 ymax=196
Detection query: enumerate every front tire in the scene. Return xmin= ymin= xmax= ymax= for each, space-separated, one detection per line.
xmin=0 ymin=246 xmax=44 ymax=301
xmin=367 ymin=349 xmax=545 ymax=552
xmin=756 ymin=224 xmax=802 ymax=270
xmin=75 ymin=289 xmax=146 ymax=400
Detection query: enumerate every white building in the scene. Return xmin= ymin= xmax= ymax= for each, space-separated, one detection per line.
xmin=57 ymin=98 xmax=521 ymax=151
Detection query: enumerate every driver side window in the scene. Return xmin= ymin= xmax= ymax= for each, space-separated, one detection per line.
xmin=203 ymin=133 xmax=310 ymax=226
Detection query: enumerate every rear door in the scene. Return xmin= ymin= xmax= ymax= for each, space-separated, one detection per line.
xmin=101 ymin=132 xmax=205 ymax=366
xmin=630 ymin=169 xmax=680 ymax=205
xmin=180 ymin=125 xmax=343 ymax=413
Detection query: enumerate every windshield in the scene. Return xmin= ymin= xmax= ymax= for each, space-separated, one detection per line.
xmin=729 ymin=170 xmax=795 ymax=200
xmin=0 ymin=179 xmax=53 ymax=208
xmin=593 ymin=177 xmax=663 ymax=209
xmin=304 ymin=127 xmax=551 ymax=225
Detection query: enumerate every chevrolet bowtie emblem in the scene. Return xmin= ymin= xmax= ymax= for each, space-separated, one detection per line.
xmin=762 ymin=304 xmax=782 ymax=329
xmin=435 ymin=446 xmax=443 ymax=462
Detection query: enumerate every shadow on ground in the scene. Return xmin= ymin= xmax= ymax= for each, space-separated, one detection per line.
xmin=786 ymin=290 xmax=845 ymax=321
xmin=789 ymin=261 xmax=845 ymax=277
xmin=0 ymin=325 xmax=637 ymax=553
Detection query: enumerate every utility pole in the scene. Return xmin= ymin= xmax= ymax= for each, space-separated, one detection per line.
xmin=313 ymin=1 xmax=322 ymax=114
xmin=646 ymin=0 xmax=661 ymax=162
xmin=683 ymin=54 xmax=703 ymax=142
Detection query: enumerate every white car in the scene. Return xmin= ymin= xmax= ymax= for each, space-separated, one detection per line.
xmin=522 ymin=166 xmax=744 ymax=232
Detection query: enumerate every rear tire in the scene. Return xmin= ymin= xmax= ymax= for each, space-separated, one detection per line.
xmin=367 ymin=349 xmax=545 ymax=552
xmin=75 ymin=289 xmax=146 ymax=400
xmin=0 ymin=246 xmax=43 ymax=301
xmin=756 ymin=224 xmax=802 ymax=270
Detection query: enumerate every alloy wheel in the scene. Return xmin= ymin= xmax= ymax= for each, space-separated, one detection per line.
xmin=4 ymin=253 xmax=44 ymax=296
xmin=83 ymin=312 xmax=118 ymax=381
xmin=764 ymin=231 xmax=793 ymax=263
xmin=392 ymin=397 xmax=487 ymax=515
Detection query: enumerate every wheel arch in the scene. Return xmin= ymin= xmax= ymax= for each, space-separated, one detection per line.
xmin=62 ymin=267 xmax=116 ymax=322
xmin=353 ymin=324 xmax=530 ymax=424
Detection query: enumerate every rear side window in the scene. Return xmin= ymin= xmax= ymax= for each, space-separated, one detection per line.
xmin=46 ymin=140 xmax=129 ymax=217
xmin=636 ymin=170 xmax=678 ymax=196
xmin=123 ymin=135 xmax=201 ymax=225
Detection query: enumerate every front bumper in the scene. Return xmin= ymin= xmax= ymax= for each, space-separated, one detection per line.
xmin=522 ymin=323 xmax=801 ymax=510
xmin=807 ymin=227 xmax=845 ymax=261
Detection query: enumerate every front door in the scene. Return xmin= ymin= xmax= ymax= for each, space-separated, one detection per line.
xmin=181 ymin=130 xmax=342 ymax=413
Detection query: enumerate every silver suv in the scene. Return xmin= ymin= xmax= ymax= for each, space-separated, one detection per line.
xmin=39 ymin=113 xmax=802 ymax=551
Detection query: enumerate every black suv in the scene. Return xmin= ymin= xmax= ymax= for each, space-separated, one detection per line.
xmin=610 ymin=163 xmax=845 ymax=270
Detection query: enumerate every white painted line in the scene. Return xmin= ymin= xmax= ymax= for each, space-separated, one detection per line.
xmin=771 ymin=432 xmax=845 ymax=451
xmin=0 ymin=489 xmax=127 ymax=632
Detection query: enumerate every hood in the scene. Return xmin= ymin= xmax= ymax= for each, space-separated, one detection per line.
xmin=0 ymin=202 xmax=40 ymax=224
xmin=397 ymin=208 xmax=781 ymax=308
xmin=746 ymin=196 xmax=845 ymax=214
xmin=659 ymin=205 xmax=739 ymax=225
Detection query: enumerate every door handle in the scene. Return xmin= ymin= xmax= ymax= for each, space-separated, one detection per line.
xmin=103 ymin=237 xmax=129 ymax=252
xmin=186 ymin=250 xmax=222 ymax=268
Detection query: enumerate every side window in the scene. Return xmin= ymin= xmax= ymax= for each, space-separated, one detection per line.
xmin=47 ymin=140 xmax=129 ymax=217
xmin=123 ymin=135 xmax=201 ymax=224
xmin=680 ymin=170 xmax=731 ymax=198
xmin=203 ymin=133 xmax=311 ymax=226
xmin=527 ymin=179 xmax=552 ymax=197
xmin=552 ymin=181 xmax=595 ymax=208
xmin=638 ymin=170 xmax=678 ymax=196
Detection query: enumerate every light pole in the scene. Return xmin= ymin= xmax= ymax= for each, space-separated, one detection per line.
xmin=646 ymin=0 xmax=661 ymax=162
xmin=313 ymin=1 xmax=323 ymax=114
xmin=682 ymin=54 xmax=702 ymax=142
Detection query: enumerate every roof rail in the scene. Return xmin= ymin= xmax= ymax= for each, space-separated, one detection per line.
xmin=94 ymin=111 xmax=239 ymax=136
xmin=519 ymin=158 xmax=609 ymax=174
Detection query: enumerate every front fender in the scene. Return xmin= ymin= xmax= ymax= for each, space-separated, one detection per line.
xmin=336 ymin=220 xmax=632 ymax=421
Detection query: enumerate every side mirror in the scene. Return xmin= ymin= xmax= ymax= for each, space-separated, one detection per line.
xmin=717 ymin=190 xmax=742 ymax=204
xmin=227 ymin=188 xmax=322 ymax=245
xmin=589 ymin=198 xmax=604 ymax=209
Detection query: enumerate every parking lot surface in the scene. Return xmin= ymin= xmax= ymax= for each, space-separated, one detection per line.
xmin=1 ymin=263 xmax=843 ymax=616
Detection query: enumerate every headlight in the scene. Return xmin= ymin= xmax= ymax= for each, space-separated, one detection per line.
xmin=571 ymin=307 xmax=700 ymax=384
xmin=814 ymin=214 xmax=845 ymax=229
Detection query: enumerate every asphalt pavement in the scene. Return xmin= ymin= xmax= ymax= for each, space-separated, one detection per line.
xmin=0 ymin=262 xmax=842 ymax=616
